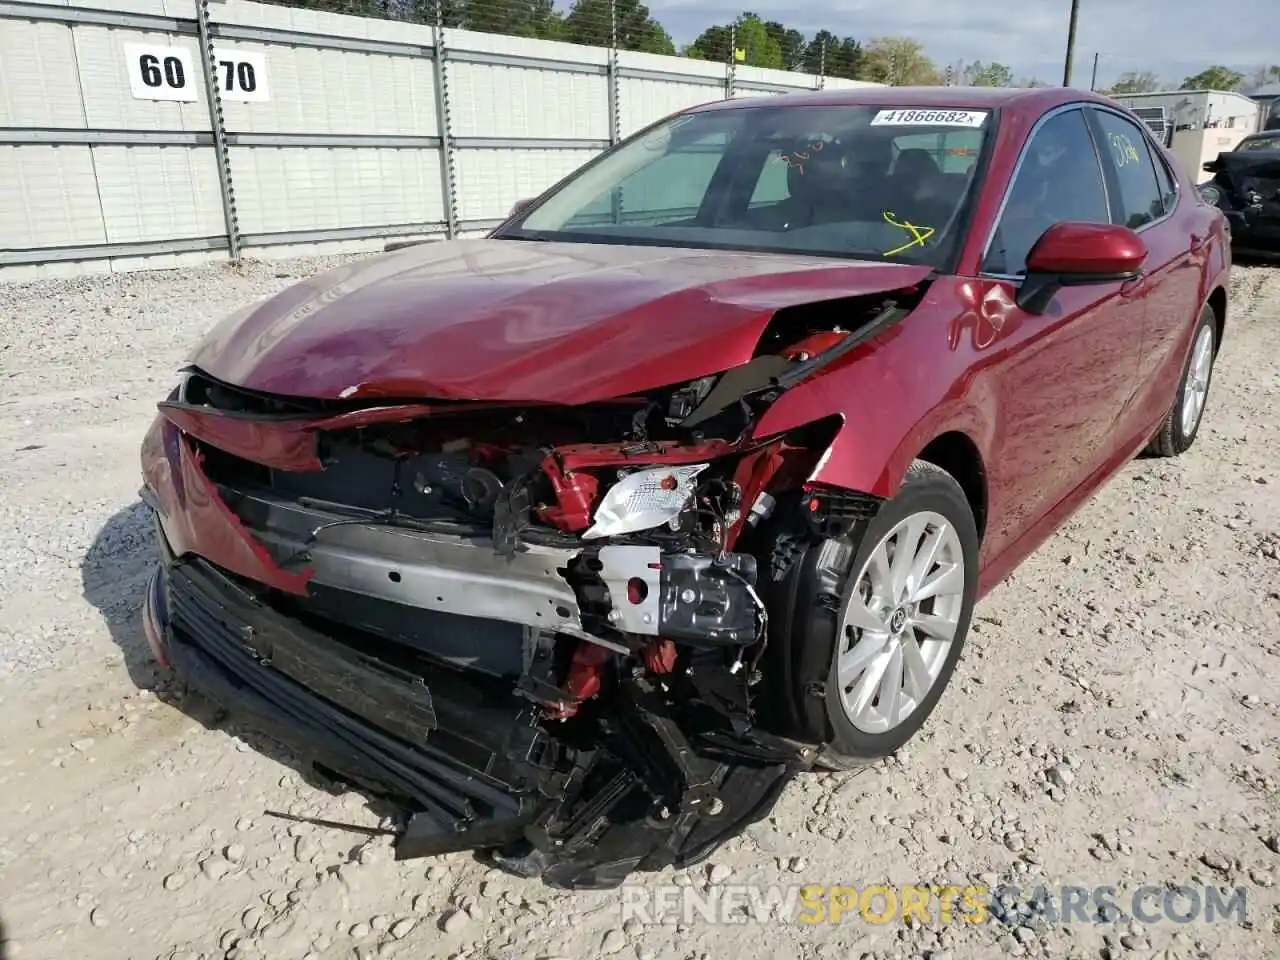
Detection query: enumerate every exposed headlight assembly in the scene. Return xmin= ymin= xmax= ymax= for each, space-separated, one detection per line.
xmin=582 ymin=463 xmax=708 ymax=540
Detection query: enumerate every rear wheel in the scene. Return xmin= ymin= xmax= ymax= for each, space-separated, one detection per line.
xmin=768 ymin=460 xmax=979 ymax=763
xmin=1146 ymin=305 xmax=1217 ymax=458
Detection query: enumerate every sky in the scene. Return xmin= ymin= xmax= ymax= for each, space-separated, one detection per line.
xmin=643 ymin=0 xmax=1275 ymax=90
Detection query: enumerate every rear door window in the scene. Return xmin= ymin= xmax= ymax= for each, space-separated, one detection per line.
xmin=1091 ymin=109 xmax=1167 ymax=229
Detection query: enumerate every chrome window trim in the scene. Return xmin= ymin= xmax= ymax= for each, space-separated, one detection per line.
xmin=978 ymin=102 xmax=1112 ymax=279
xmin=1087 ymin=104 xmax=1180 ymax=232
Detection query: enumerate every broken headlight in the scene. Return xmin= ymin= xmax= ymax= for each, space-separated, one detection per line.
xmin=582 ymin=463 xmax=708 ymax=540
xmin=664 ymin=375 xmax=718 ymax=425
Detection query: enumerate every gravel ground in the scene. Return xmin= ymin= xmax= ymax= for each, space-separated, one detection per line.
xmin=0 ymin=258 xmax=1277 ymax=960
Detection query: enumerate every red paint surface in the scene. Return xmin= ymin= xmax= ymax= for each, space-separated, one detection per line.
xmin=189 ymin=242 xmax=930 ymax=404
xmin=141 ymin=416 xmax=312 ymax=595
xmin=151 ymin=86 xmax=1232 ymax=606
xmin=1025 ymin=222 xmax=1148 ymax=276
xmin=157 ymin=403 xmax=325 ymax=472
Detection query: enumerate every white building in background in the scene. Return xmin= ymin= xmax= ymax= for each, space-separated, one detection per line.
xmin=1245 ymin=82 xmax=1280 ymax=130
xmin=1110 ymin=89 xmax=1262 ymax=183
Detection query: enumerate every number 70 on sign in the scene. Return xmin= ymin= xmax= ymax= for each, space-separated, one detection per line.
xmin=212 ymin=49 xmax=270 ymax=102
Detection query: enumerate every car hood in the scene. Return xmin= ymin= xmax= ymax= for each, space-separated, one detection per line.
xmin=191 ymin=239 xmax=933 ymax=404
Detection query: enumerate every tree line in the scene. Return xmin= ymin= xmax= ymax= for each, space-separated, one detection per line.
xmin=1108 ymin=64 xmax=1280 ymax=95
xmin=268 ymin=0 xmax=1033 ymax=84
xmin=264 ymin=0 xmax=1280 ymax=94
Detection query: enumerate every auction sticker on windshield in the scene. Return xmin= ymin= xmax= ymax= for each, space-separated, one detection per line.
xmin=871 ymin=109 xmax=989 ymax=127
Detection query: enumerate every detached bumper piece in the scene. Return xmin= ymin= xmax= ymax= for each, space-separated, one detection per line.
xmin=154 ymin=550 xmax=812 ymax=889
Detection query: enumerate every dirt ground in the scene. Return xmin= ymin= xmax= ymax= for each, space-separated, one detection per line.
xmin=0 ymin=260 xmax=1277 ymax=960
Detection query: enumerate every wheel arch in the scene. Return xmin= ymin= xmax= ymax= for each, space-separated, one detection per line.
xmin=1206 ymin=285 xmax=1227 ymax=354
xmin=916 ymin=431 xmax=989 ymax=541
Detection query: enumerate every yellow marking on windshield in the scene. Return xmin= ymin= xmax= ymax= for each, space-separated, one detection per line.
xmin=882 ymin=210 xmax=936 ymax=256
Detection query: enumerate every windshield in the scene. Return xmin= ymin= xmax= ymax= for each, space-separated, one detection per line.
xmin=1237 ymin=136 xmax=1280 ymax=153
xmin=496 ymin=103 xmax=995 ymax=268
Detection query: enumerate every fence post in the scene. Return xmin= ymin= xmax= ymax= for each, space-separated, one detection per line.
xmin=432 ymin=0 xmax=459 ymax=239
xmin=607 ymin=0 xmax=620 ymax=144
xmin=817 ymin=36 xmax=826 ymax=90
xmin=725 ymin=19 xmax=736 ymax=99
xmin=196 ymin=0 xmax=240 ymax=261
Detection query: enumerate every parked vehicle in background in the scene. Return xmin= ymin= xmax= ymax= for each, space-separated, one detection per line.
xmin=1200 ymin=131 xmax=1280 ymax=258
xmin=138 ymin=85 xmax=1231 ymax=889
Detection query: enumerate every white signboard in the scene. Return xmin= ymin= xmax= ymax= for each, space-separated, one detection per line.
xmin=211 ymin=48 xmax=271 ymax=103
xmin=871 ymin=109 xmax=989 ymax=128
xmin=125 ymin=43 xmax=198 ymax=102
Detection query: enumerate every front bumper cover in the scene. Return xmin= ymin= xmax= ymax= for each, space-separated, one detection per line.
xmin=146 ymin=523 xmax=810 ymax=889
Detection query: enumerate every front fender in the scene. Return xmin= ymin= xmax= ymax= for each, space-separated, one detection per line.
xmin=751 ymin=340 xmax=995 ymax=502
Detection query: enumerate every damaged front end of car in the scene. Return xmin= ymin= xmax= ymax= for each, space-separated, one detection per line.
xmin=139 ymin=291 xmax=918 ymax=889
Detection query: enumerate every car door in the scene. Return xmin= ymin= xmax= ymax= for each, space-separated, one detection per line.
xmin=1085 ymin=105 xmax=1205 ymax=440
xmin=976 ymin=105 xmax=1145 ymax=565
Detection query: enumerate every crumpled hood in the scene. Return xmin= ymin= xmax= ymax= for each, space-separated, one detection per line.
xmin=191 ymin=239 xmax=933 ymax=404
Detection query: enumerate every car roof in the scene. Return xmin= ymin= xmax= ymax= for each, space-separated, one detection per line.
xmin=688 ymin=85 xmax=1113 ymax=118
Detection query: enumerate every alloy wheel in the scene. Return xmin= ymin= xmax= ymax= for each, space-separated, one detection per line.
xmin=1180 ymin=323 xmax=1214 ymax=438
xmin=836 ymin=510 xmax=966 ymax=734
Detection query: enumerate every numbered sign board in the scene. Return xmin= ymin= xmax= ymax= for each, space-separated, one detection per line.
xmin=123 ymin=44 xmax=271 ymax=103
xmin=211 ymin=48 xmax=271 ymax=103
xmin=125 ymin=43 xmax=198 ymax=102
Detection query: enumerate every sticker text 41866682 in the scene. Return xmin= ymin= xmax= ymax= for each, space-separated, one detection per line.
xmin=871 ymin=109 xmax=989 ymax=128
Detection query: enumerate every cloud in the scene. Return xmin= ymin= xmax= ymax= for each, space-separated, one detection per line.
xmin=645 ymin=0 xmax=1274 ymax=88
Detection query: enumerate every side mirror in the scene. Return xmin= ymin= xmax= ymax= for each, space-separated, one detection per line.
xmin=1202 ymin=159 xmax=1220 ymax=173
xmin=1017 ymin=222 xmax=1147 ymax=314
xmin=508 ymin=197 xmax=536 ymax=218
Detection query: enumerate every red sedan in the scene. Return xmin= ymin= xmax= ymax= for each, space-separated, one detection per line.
xmin=139 ymin=85 xmax=1230 ymax=888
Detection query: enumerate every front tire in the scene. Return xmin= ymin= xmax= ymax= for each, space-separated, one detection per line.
xmin=1146 ymin=305 xmax=1217 ymax=458
xmin=771 ymin=460 xmax=979 ymax=762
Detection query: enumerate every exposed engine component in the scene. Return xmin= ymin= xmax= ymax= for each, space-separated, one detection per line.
xmin=147 ymin=291 xmax=914 ymax=888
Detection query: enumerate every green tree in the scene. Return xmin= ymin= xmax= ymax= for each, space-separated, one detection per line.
xmin=1180 ymin=65 xmax=1245 ymax=91
xmin=827 ymin=37 xmax=862 ymax=79
xmin=564 ymin=0 xmax=674 ymax=54
xmin=798 ymin=30 xmax=861 ymax=79
xmin=800 ymin=30 xmax=836 ymax=75
xmin=737 ymin=16 xmax=782 ymax=68
xmin=1107 ymin=70 xmax=1161 ymax=95
xmin=688 ymin=15 xmax=781 ymax=68
xmin=965 ymin=60 xmax=1014 ymax=87
xmin=762 ymin=19 xmax=805 ymax=70
xmin=686 ymin=23 xmax=731 ymax=61
xmin=859 ymin=36 xmax=938 ymax=85
xmin=268 ymin=0 xmax=390 ymax=16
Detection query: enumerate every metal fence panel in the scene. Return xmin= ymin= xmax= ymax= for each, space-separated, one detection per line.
xmin=0 ymin=0 xmax=882 ymax=278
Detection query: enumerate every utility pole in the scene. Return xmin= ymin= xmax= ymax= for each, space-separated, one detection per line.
xmin=1062 ymin=0 xmax=1080 ymax=87
xmin=1090 ymin=52 xmax=1099 ymax=90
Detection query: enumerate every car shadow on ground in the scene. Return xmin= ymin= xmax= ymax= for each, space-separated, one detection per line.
xmin=80 ymin=500 xmax=401 ymax=831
